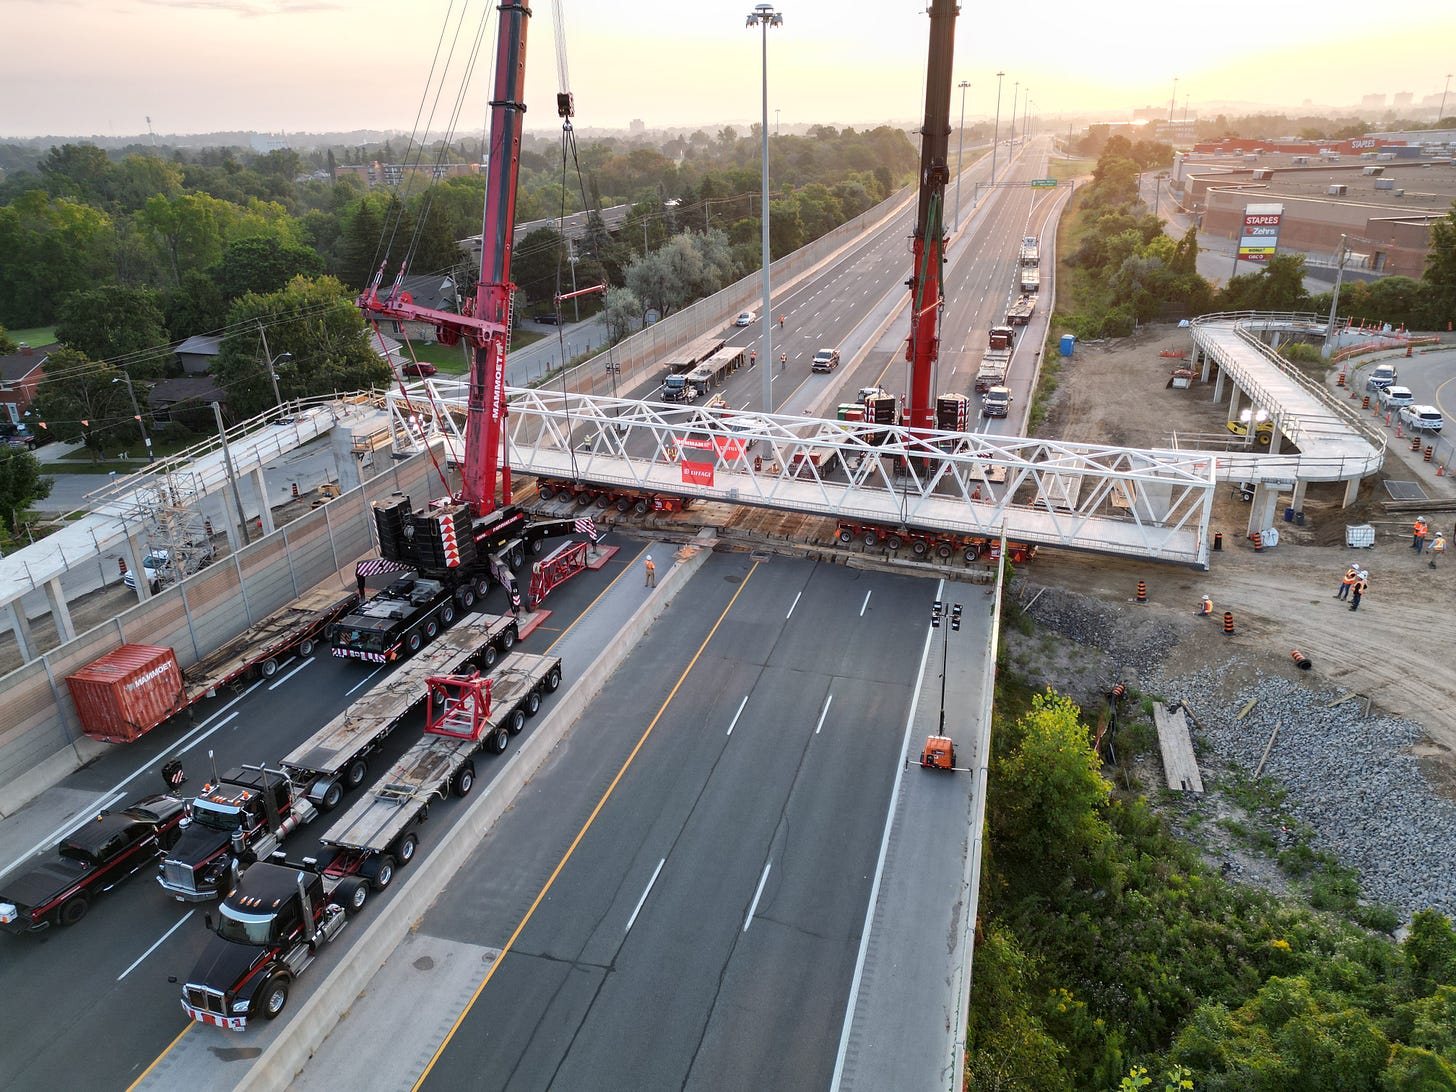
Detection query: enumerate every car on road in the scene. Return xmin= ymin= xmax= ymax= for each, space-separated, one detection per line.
xmin=734 ymin=310 xmax=756 ymax=327
xmin=4 ymin=426 xmax=53 ymax=450
xmin=811 ymin=348 xmax=841 ymax=373
xmin=1365 ymin=363 xmax=1398 ymax=392
xmin=0 ymin=793 xmax=186 ymax=933
xmin=1399 ymin=405 xmax=1443 ymax=433
xmin=981 ymin=386 xmax=1012 ymax=418
xmin=536 ymin=312 xmax=563 ymax=325
xmin=1377 ymin=385 xmax=1413 ymax=411
xmin=401 ymin=361 xmax=437 ymax=377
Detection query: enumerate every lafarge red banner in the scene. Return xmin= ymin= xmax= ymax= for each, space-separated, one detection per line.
xmin=1238 ymin=203 xmax=1283 ymax=263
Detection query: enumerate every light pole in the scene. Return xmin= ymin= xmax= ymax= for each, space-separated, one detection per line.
xmin=1441 ymin=74 xmax=1453 ymax=123
xmin=1010 ymin=80 xmax=1018 ymax=145
xmin=1169 ymin=76 xmax=1179 ymax=125
xmin=112 ymin=370 xmax=154 ymax=463
xmin=775 ymin=107 xmax=780 ymax=135
xmin=991 ymin=71 xmax=1004 ymax=183
xmin=954 ymin=79 xmax=971 ymax=230
xmin=213 ymin=401 xmax=249 ymax=546
xmin=1023 ymin=93 xmax=1031 ymax=142
xmin=257 ymin=323 xmax=291 ymax=411
xmin=747 ymin=2 xmax=782 ymax=416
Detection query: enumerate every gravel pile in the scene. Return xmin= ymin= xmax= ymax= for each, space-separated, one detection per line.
xmin=1020 ymin=582 xmax=1456 ymax=921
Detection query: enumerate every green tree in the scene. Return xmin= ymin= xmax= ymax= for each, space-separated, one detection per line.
xmin=164 ymin=271 xmax=228 ymax=340
xmin=0 ymin=447 xmax=52 ymax=535
xmin=0 ymin=190 xmax=114 ymax=326
xmin=1405 ymin=911 xmax=1456 ymax=999
xmin=1420 ymin=202 xmax=1456 ymax=329
xmin=209 ymin=236 xmax=325 ymax=301
xmin=0 ymin=325 xmax=17 ymax=354
xmin=54 ymin=285 xmax=170 ymax=374
xmin=32 ymin=348 xmax=132 ymax=457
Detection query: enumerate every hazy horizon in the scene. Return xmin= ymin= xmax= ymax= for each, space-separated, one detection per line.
xmin=5 ymin=0 xmax=1453 ymax=142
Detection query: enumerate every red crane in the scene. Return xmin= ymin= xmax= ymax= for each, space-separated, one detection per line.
xmin=903 ymin=0 xmax=959 ymax=435
xmin=358 ymin=0 xmax=534 ymax=518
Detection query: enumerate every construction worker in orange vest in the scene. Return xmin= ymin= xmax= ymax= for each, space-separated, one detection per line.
xmin=643 ymin=554 xmax=656 ymax=588
xmin=1413 ymin=516 xmax=1428 ymax=551
xmin=1349 ymin=571 xmax=1368 ymax=612
xmin=1196 ymin=595 xmax=1213 ymax=616
xmin=1334 ymin=565 xmax=1358 ymax=600
xmin=1430 ymin=532 xmax=1446 ymax=569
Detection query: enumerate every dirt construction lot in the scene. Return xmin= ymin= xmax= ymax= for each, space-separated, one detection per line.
xmin=1008 ymin=324 xmax=1456 ymax=916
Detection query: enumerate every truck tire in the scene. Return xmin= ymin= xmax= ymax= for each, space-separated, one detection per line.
xmin=537 ymin=482 xmax=555 ymax=500
xmin=963 ymin=544 xmax=981 ymax=563
xmin=261 ymin=657 xmax=279 ymax=678
xmin=501 ymin=625 xmax=517 ymax=650
xmin=457 ymin=587 xmax=476 ymax=609
xmin=299 ymin=638 xmax=316 ymax=657
xmin=508 ymin=546 xmax=524 ymax=569
xmin=454 ymin=762 xmax=477 ymax=796
xmin=339 ymin=878 xmax=368 ymax=915
xmin=320 ymin=779 xmax=344 ymax=812
xmin=486 ymin=724 xmax=508 ymax=753
xmin=615 ymin=497 xmax=632 ymax=512
xmin=886 ymin=534 xmax=903 ymax=551
xmin=406 ymin=632 xmax=423 ymax=654
xmin=634 ymin=499 xmax=650 ymax=515
xmin=911 ymin=539 xmax=929 ymax=557
xmin=544 ymin=666 xmax=562 ymax=692
xmin=370 ymin=854 xmax=396 ymax=892
xmin=345 ymin=758 xmax=369 ymax=789
xmin=862 ymin=530 xmax=879 ymax=548
xmin=440 ymin=603 xmax=456 ymax=627
xmin=525 ymin=689 xmax=542 ymax=716
xmin=530 ymin=537 xmax=544 ymax=556
xmin=394 ymin=833 xmax=419 ymax=866
xmin=936 ymin=543 xmax=953 ymax=559
xmin=482 ymin=644 xmax=498 ymax=669
xmin=425 ymin=620 xmax=439 ymax=640
xmin=837 ymin=527 xmax=854 ymax=545
xmin=59 ymin=896 xmax=90 ymax=927
xmin=507 ymin=708 xmax=526 ymax=736
xmin=577 ymin=492 xmax=594 ymax=507
xmin=594 ymin=494 xmax=610 ymax=509
xmin=260 ymin=976 xmax=290 ymax=1020
xmin=475 ymin=575 xmax=492 ymax=597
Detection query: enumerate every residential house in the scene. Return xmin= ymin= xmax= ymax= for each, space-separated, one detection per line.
xmin=0 ymin=342 xmax=52 ymax=429
xmin=148 ymin=376 xmax=229 ymax=427
xmin=174 ymin=334 xmax=222 ymax=375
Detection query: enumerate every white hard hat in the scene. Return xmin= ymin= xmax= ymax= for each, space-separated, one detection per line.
xmin=1202 ymin=595 xmax=1211 ymax=602
xmin=1359 ymin=570 xmax=1368 ymax=579
xmin=646 ymin=554 xmax=652 ymax=561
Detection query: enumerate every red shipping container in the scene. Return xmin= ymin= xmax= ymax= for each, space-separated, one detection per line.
xmin=66 ymin=645 xmax=188 ymax=743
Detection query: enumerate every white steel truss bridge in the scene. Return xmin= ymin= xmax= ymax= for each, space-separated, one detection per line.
xmin=388 ymin=384 xmax=1217 ymax=567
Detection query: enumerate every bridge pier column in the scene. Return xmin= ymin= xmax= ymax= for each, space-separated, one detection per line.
xmin=1342 ymin=476 xmax=1360 ymax=507
xmin=45 ymin=577 xmax=76 ymax=644
xmin=1199 ymin=349 xmax=1212 ymax=384
xmin=1291 ymin=479 xmax=1308 ymax=511
xmin=1246 ymin=484 xmax=1281 ymax=540
xmin=1212 ymin=364 xmax=1225 ymax=402
xmin=252 ymin=467 xmax=275 ymax=536
xmin=1227 ymin=383 xmax=1241 ymax=426
xmin=4 ymin=600 xmax=35 ymax=662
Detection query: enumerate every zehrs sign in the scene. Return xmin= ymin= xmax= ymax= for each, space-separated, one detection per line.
xmin=1237 ymin=202 xmax=1283 ymax=263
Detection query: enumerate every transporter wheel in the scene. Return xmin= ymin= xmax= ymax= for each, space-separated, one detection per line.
xmin=425 ymin=620 xmax=439 ymax=639
xmin=577 ymin=492 xmax=594 ymax=508
xmin=260 ymin=976 xmax=291 ymax=1021
xmin=339 ymin=878 xmax=368 ymax=915
xmin=529 ymin=537 xmax=544 ymax=556
xmin=536 ymin=482 xmax=555 ymax=500
xmin=862 ymin=531 xmax=879 ymax=549
xmin=502 ymin=625 xmax=517 ymax=650
xmin=615 ymin=497 xmax=632 ymax=512
xmin=440 ymin=603 xmax=456 ymax=627
xmin=454 ymin=762 xmax=476 ymax=796
xmin=886 ymin=534 xmax=903 ymax=551
xmin=837 ymin=528 xmax=854 ymax=545
xmin=345 ymin=758 xmax=368 ymax=789
xmin=482 ymin=644 xmax=499 ymax=669
xmin=963 ymin=544 xmax=981 ymax=563
xmin=395 ymin=833 xmax=419 ymax=866
xmin=509 ymin=546 xmax=525 ymax=569
xmin=320 ymin=779 xmax=344 ymax=812
xmin=490 ymin=724 xmax=511 ymax=754
xmin=58 ymin=896 xmax=90 ymax=928
xmin=936 ymin=543 xmax=953 ymax=560
xmin=298 ymin=638 xmax=316 ymax=657
xmin=406 ymin=632 xmax=423 ymax=654
xmin=525 ymin=689 xmax=542 ymax=716
xmin=595 ymin=494 xmax=610 ymax=509
xmin=457 ymin=588 xmax=475 ymax=610
xmin=634 ymin=499 xmax=650 ymax=516
xmin=544 ymin=667 xmax=562 ymax=693
xmin=260 ymin=658 xmax=279 ymax=679
xmin=912 ymin=539 xmax=929 ymax=557
xmin=475 ymin=575 xmax=492 ymax=597
xmin=371 ymin=855 xmax=396 ymax=892
xmin=507 ymin=708 xmax=526 ymax=736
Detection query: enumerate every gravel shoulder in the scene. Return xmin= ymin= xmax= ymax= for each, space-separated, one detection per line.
xmin=1003 ymin=323 xmax=1456 ymax=920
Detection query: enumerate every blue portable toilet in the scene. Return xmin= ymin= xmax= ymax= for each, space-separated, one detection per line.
xmin=1059 ymin=334 xmax=1076 ymax=357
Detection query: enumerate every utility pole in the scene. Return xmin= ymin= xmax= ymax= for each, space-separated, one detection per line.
xmin=1323 ymin=234 xmax=1349 ymax=358
xmin=257 ymin=323 xmax=285 ymax=410
xmin=114 ymin=370 xmax=154 ymax=463
xmin=1010 ymin=80 xmax=1018 ymax=145
xmin=1169 ymin=76 xmax=1179 ymax=125
xmin=213 ymin=402 xmax=250 ymax=545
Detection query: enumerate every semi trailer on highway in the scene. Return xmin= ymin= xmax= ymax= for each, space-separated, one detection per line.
xmin=158 ymin=615 xmax=518 ymax=902
xmin=1018 ymin=236 xmax=1039 ymax=267
xmin=975 ymin=326 xmax=1016 ymax=393
xmin=65 ymin=587 xmax=361 ymax=743
xmin=1005 ymin=294 xmax=1036 ymax=325
xmin=1019 ymin=267 xmax=1040 ymax=294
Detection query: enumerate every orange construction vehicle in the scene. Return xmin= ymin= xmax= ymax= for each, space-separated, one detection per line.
xmin=920 ymin=735 xmax=957 ymax=770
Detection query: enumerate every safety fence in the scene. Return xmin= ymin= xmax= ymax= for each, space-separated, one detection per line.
xmin=0 ymin=453 xmax=433 ymax=804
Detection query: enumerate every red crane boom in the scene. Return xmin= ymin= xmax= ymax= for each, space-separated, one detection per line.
xmin=358 ymin=0 xmax=534 ymax=517
xmin=904 ymin=0 xmax=959 ymax=434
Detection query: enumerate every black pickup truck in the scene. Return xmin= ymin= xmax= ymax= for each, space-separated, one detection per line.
xmin=0 ymin=794 xmax=186 ymax=933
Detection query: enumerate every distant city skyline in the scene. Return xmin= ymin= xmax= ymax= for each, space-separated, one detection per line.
xmin=4 ymin=0 xmax=1454 ymax=140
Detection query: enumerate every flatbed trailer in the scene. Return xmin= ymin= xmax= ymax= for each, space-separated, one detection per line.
xmin=279 ymin=613 xmax=519 ymax=809
xmin=662 ymin=333 xmax=728 ymax=376
xmin=317 ymin=652 xmax=562 ymax=880
xmin=183 ymin=586 xmax=361 ymax=693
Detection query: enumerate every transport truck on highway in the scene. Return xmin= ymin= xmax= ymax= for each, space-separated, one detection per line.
xmin=1 ymin=793 xmax=186 ymax=933
xmin=975 ymin=326 xmax=1016 ymax=393
xmin=158 ymin=615 xmax=517 ymax=902
xmin=1018 ymin=235 xmax=1039 ymax=267
xmin=1019 ymin=267 xmax=1040 ymax=294
xmin=64 ymin=587 xmax=362 ymax=743
xmin=328 ymin=575 xmax=460 ymax=663
xmin=1005 ymin=294 xmax=1036 ymax=325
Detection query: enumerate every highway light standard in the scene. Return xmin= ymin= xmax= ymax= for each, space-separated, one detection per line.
xmin=747 ymin=3 xmax=783 ymax=417
xmin=991 ymin=71 xmax=1004 ymax=183
xmin=954 ymin=79 xmax=971 ymax=231
xmin=257 ymin=323 xmax=291 ymax=411
xmin=1441 ymin=74 xmax=1452 ymax=123
xmin=1169 ymin=76 xmax=1179 ymax=125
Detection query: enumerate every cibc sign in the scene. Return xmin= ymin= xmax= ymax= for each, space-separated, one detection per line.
xmin=1238 ymin=203 xmax=1283 ymax=263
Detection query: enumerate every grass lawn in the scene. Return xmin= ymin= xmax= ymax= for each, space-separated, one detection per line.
xmin=395 ymin=328 xmax=554 ymax=376
xmin=1048 ymin=158 xmax=1094 ymax=182
xmin=8 ymin=325 xmax=57 ymax=346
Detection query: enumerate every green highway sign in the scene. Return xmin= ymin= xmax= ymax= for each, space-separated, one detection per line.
xmin=1030 ymin=178 xmax=1058 ymax=187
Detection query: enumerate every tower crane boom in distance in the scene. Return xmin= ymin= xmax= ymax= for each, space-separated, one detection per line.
xmin=903 ymin=0 xmax=959 ymax=436
xmin=353 ymin=0 xmax=586 ymax=617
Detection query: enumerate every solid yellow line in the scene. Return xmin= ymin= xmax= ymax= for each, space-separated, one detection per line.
xmin=411 ymin=560 xmax=761 ymax=1091
xmin=125 ymin=1022 xmax=193 ymax=1091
